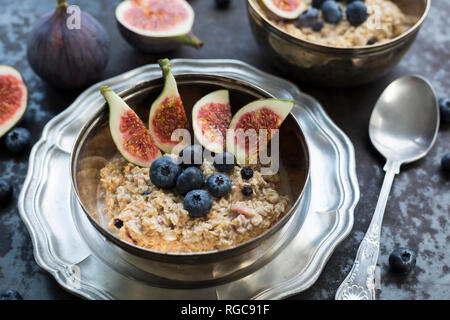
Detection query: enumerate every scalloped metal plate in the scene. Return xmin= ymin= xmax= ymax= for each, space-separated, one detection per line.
xmin=18 ymin=59 xmax=359 ymax=300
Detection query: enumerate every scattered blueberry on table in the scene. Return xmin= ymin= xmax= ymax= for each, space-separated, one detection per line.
xmin=5 ymin=127 xmax=31 ymax=153
xmin=322 ymin=0 xmax=343 ymax=24
xmin=184 ymin=190 xmax=213 ymax=218
xmin=213 ymin=152 xmax=236 ymax=172
xmin=439 ymin=98 xmax=450 ymax=124
xmin=176 ymin=166 xmax=205 ymax=195
xmin=389 ymin=248 xmax=417 ymax=274
xmin=149 ymin=156 xmax=182 ymax=189
xmin=346 ymin=1 xmax=368 ymax=26
xmin=0 ymin=289 xmax=23 ymax=300
xmin=441 ymin=153 xmax=450 ymax=172
xmin=207 ymin=173 xmax=232 ymax=198
xmin=0 ymin=179 xmax=13 ymax=205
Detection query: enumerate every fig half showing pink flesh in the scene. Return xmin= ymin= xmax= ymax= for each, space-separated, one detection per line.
xmin=0 ymin=65 xmax=28 ymax=138
xmin=192 ymin=89 xmax=232 ymax=153
xmin=100 ymin=86 xmax=161 ymax=167
xmin=226 ymin=99 xmax=294 ymax=165
xmin=260 ymin=0 xmax=309 ymax=20
xmin=115 ymin=0 xmax=203 ymax=53
xmin=148 ymin=59 xmax=188 ymax=153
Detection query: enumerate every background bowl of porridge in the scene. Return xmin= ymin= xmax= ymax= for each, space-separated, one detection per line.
xmin=70 ymin=74 xmax=310 ymax=284
xmin=248 ymin=0 xmax=429 ymax=87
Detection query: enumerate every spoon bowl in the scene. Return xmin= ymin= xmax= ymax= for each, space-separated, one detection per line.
xmin=369 ymin=76 xmax=440 ymax=164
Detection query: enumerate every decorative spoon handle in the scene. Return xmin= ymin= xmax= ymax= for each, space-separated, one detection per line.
xmin=335 ymin=160 xmax=400 ymax=300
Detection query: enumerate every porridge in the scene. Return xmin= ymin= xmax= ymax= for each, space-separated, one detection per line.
xmin=262 ymin=0 xmax=415 ymax=47
xmin=99 ymin=155 xmax=290 ymax=253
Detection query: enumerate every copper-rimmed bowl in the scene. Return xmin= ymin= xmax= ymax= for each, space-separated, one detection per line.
xmin=70 ymin=74 xmax=310 ymax=286
xmin=248 ymin=0 xmax=429 ymax=87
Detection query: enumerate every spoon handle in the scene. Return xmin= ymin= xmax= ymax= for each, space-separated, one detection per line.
xmin=335 ymin=160 xmax=401 ymax=300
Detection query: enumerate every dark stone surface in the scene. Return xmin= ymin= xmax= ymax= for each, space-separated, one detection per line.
xmin=0 ymin=0 xmax=448 ymax=300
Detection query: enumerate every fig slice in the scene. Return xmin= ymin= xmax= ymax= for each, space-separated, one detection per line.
xmin=148 ymin=59 xmax=188 ymax=153
xmin=115 ymin=0 xmax=202 ymax=53
xmin=0 ymin=66 xmax=28 ymax=138
xmin=260 ymin=0 xmax=309 ymax=20
xmin=226 ymin=99 xmax=294 ymax=165
xmin=192 ymin=89 xmax=232 ymax=153
xmin=100 ymin=86 xmax=161 ymax=167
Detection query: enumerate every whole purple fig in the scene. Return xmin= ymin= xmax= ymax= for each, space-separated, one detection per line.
xmin=27 ymin=0 xmax=110 ymax=90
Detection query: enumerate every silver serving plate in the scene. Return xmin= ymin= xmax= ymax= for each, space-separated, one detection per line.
xmin=18 ymin=59 xmax=359 ymax=299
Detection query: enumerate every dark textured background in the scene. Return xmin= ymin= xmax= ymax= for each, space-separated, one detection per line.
xmin=0 ymin=0 xmax=448 ymax=300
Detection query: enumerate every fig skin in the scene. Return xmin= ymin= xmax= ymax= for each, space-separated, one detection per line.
xmin=27 ymin=0 xmax=110 ymax=90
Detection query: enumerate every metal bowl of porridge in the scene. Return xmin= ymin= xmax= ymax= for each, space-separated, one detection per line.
xmin=70 ymin=74 xmax=310 ymax=285
xmin=247 ymin=0 xmax=429 ymax=87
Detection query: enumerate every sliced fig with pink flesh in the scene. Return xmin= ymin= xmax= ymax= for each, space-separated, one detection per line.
xmin=148 ymin=59 xmax=188 ymax=153
xmin=100 ymin=86 xmax=161 ymax=167
xmin=0 ymin=66 xmax=28 ymax=138
xmin=226 ymin=99 xmax=294 ymax=165
xmin=260 ymin=0 xmax=309 ymax=20
xmin=115 ymin=0 xmax=202 ymax=53
xmin=192 ymin=89 xmax=232 ymax=153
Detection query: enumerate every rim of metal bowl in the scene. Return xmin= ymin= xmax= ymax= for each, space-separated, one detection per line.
xmin=70 ymin=73 xmax=311 ymax=263
xmin=247 ymin=0 xmax=430 ymax=54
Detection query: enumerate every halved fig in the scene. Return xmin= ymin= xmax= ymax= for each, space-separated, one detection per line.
xmin=148 ymin=59 xmax=188 ymax=153
xmin=226 ymin=99 xmax=294 ymax=165
xmin=100 ymin=86 xmax=161 ymax=167
xmin=260 ymin=0 xmax=309 ymax=20
xmin=0 ymin=66 xmax=28 ymax=138
xmin=192 ymin=89 xmax=232 ymax=153
xmin=115 ymin=0 xmax=203 ymax=53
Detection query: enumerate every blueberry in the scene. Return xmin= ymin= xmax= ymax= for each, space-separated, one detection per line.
xmin=213 ymin=152 xmax=236 ymax=172
xmin=0 ymin=179 xmax=13 ymax=205
xmin=242 ymin=184 xmax=253 ymax=196
xmin=176 ymin=167 xmax=205 ymax=195
xmin=367 ymin=38 xmax=377 ymax=45
xmin=184 ymin=190 xmax=213 ymax=218
xmin=346 ymin=1 xmax=368 ymax=26
xmin=312 ymin=20 xmax=324 ymax=32
xmin=5 ymin=127 xmax=31 ymax=153
xmin=240 ymin=166 xmax=254 ymax=180
xmin=322 ymin=0 xmax=343 ymax=24
xmin=439 ymin=98 xmax=450 ymax=124
xmin=297 ymin=8 xmax=319 ymax=29
xmin=141 ymin=190 xmax=151 ymax=196
xmin=441 ymin=153 xmax=450 ymax=172
xmin=179 ymin=144 xmax=203 ymax=168
xmin=346 ymin=0 xmax=364 ymax=3
xmin=389 ymin=248 xmax=417 ymax=273
xmin=149 ymin=156 xmax=182 ymax=189
xmin=312 ymin=0 xmax=326 ymax=9
xmin=0 ymin=289 xmax=23 ymax=300
xmin=215 ymin=0 xmax=231 ymax=8
xmin=114 ymin=218 xmax=123 ymax=229
xmin=207 ymin=173 xmax=232 ymax=198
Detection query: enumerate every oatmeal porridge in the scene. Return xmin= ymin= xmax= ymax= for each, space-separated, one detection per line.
xmin=99 ymin=156 xmax=290 ymax=253
xmin=262 ymin=0 xmax=415 ymax=47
